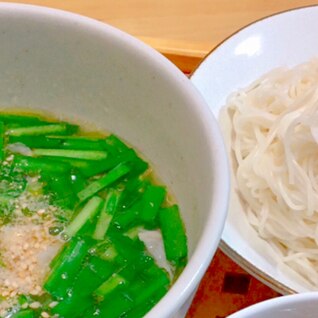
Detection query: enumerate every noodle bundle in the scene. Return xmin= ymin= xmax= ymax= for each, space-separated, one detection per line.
xmin=224 ymin=59 xmax=318 ymax=289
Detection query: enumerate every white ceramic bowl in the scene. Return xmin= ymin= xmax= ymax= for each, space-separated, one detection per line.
xmin=191 ymin=5 xmax=318 ymax=294
xmin=0 ymin=3 xmax=230 ymax=318
xmin=228 ymin=293 xmax=318 ymax=318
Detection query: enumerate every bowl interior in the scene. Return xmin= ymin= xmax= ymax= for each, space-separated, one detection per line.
xmin=0 ymin=4 xmax=229 ymax=317
xmin=191 ymin=5 xmax=318 ymax=293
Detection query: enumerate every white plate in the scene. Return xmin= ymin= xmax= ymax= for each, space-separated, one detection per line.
xmin=191 ymin=5 xmax=318 ymax=294
xmin=228 ymin=292 xmax=318 ymax=318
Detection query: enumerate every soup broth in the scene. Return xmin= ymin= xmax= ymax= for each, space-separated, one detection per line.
xmin=0 ymin=111 xmax=188 ymax=318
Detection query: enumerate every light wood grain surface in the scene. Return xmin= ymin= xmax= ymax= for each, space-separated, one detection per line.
xmin=4 ymin=0 xmax=318 ymax=71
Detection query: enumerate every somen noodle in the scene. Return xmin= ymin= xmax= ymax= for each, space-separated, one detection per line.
xmin=222 ymin=59 xmax=318 ymax=289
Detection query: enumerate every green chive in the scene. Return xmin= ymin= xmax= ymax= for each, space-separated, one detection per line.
xmin=64 ymin=196 xmax=103 ymax=238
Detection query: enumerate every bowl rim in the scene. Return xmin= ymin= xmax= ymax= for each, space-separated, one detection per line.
xmin=227 ymin=292 xmax=318 ymax=317
xmin=0 ymin=3 xmax=230 ymax=317
xmin=190 ymin=4 xmax=318 ymax=295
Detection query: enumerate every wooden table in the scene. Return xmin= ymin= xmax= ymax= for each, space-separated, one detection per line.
xmin=4 ymin=1 xmax=316 ymax=316
xmin=5 ymin=0 xmax=318 ymax=73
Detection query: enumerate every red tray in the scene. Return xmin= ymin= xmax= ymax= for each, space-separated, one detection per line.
xmin=186 ymin=249 xmax=281 ymax=317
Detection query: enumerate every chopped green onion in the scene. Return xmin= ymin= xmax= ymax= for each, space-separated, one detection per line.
xmin=113 ymin=207 xmax=139 ymax=230
xmin=44 ymin=237 xmax=92 ymax=298
xmin=48 ymin=135 xmax=107 ymax=150
xmin=32 ymin=148 xmax=108 ymax=160
xmin=109 ymin=232 xmax=154 ymax=271
xmin=0 ymin=113 xmax=44 ymax=126
xmin=77 ymin=163 xmax=130 ymax=202
xmin=124 ymin=226 xmax=143 ymax=240
xmin=11 ymin=310 xmax=34 ymax=318
xmin=139 ymin=185 xmax=166 ymax=224
xmin=130 ymin=270 xmax=169 ymax=306
xmin=8 ymin=135 xmax=63 ymax=149
xmin=49 ymin=249 xmax=109 ymax=316
xmin=72 ymin=256 xmax=114 ymax=297
xmin=49 ymin=244 xmax=68 ymax=269
xmin=103 ymin=134 xmax=131 ymax=155
xmin=93 ymin=190 xmax=120 ymax=240
xmin=64 ymin=196 xmax=103 ymax=238
xmin=159 ymin=205 xmax=188 ymax=265
xmin=45 ymin=174 xmax=78 ymax=209
xmin=119 ymin=177 xmax=149 ymax=210
xmin=100 ymin=244 xmax=118 ymax=262
xmin=89 ymin=291 xmax=133 ymax=318
xmin=0 ymin=112 xmax=187 ymax=318
xmin=9 ymin=135 xmax=107 ymax=150
xmin=7 ymin=123 xmax=78 ymax=136
xmin=51 ymin=294 xmax=93 ymax=317
xmin=94 ymin=273 xmax=126 ymax=299
xmin=70 ymin=171 xmax=87 ymax=193
xmin=13 ymin=155 xmax=71 ymax=175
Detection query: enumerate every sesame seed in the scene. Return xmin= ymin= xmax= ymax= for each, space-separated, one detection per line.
xmin=29 ymin=301 xmax=41 ymax=309
xmin=49 ymin=301 xmax=58 ymax=308
xmin=37 ymin=209 xmax=45 ymax=215
xmin=10 ymin=290 xmax=17 ymax=297
xmin=23 ymin=243 xmax=29 ymax=250
xmin=0 ymin=183 xmax=64 ymax=314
